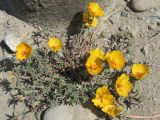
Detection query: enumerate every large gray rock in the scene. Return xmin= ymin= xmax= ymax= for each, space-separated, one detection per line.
xmin=130 ymin=0 xmax=159 ymax=12
xmin=0 ymin=10 xmax=35 ymax=52
xmin=43 ymin=105 xmax=97 ymax=120
xmin=8 ymin=0 xmax=106 ymax=28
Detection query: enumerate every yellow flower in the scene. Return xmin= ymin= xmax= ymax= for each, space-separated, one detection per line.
xmin=90 ymin=48 xmax=105 ymax=60
xmin=92 ymin=86 xmax=114 ymax=108
xmin=48 ymin=37 xmax=62 ymax=52
xmin=16 ymin=42 xmax=32 ymax=61
xmin=92 ymin=94 xmax=114 ymax=108
xmin=102 ymin=105 xmax=122 ymax=117
xmin=86 ymin=56 xmax=104 ymax=75
xmin=105 ymin=50 xmax=125 ymax=70
xmin=83 ymin=13 xmax=97 ymax=27
xmin=96 ymin=85 xmax=111 ymax=96
xmin=115 ymin=74 xmax=132 ymax=97
xmin=92 ymin=86 xmax=123 ymax=117
xmin=132 ymin=64 xmax=149 ymax=79
xmin=87 ymin=2 xmax=104 ymax=17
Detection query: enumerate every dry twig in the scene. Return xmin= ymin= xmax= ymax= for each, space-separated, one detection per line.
xmin=90 ymin=7 xmax=122 ymax=41
xmin=126 ymin=113 xmax=160 ymax=119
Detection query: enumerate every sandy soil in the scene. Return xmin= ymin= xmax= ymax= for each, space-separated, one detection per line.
xmin=93 ymin=1 xmax=160 ymax=119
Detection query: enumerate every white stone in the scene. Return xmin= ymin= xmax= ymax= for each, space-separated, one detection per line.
xmin=43 ymin=105 xmax=97 ymax=120
xmin=0 ymin=10 xmax=35 ymax=52
xmin=3 ymin=32 xmax=22 ymax=52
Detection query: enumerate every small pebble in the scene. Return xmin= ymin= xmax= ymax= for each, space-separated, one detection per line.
xmin=150 ymin=8 xmax=156 ymax=12
xmin=100 ymin=31 xmax=108 ymax=38
xmin=127 ymin=25 xmax=138 ymax=37
xmin=121 ymin=11 xmax=128 ymax=17
xmin=137 ymin=15 xmax=143 ymax=20
xmin=148 ymin=23 xmax=156 ymax=30
xmin=109 ymin=13 xmax=120 ymax=25
xmin=124 ymin=7 xmax=130 ymax=11
xmin=140 ymin=45 xmax=149 ymax=55
xmin=150 ymin=16 xmax=160 ymax=23
xmin=118 ymin=25 xmax=127 ymax=31
xmin=154 ymin=98 xmax=158 ymax=101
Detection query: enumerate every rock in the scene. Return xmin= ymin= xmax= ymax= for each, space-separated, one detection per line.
xmin=150 ymin=17 xmax=160 ymax=23
xmin=43 ymin=105 xmax=97 ymax=120
xmin=137 ymin=15 xmax=144 ymax=20
xmin=3 ymin=33 xmax=22 ymax=52
xmin=100 ymin=31 xmax=108 ymax=38
xmin=109 ymin=13 xmax=120 ymax=25
xmin=140 ymin=47 xmax=147 ymax=56
xmin=148 ymin=23 xmax=157 ymax=30
xmin=150 ymin=9 xmax=160 ymax=23
xmin=6 ymin=0 xmax=106 ymax=28
xmin=121 ymin=11 xmax=129 ymax=17
xmin=130 ymin=0 xmax=155 ymax=12
xmin=124 ymin=7 xmax=131 ymax=12
xmin=150 ymin=8 xmax=156 ymax=12
xmin=118 ymin=25 xmax=127 ymax=31
xmin=127 ymin=24 xmax=139 ymax=37
xmin=0 ymin=10 xmax=35 ymax=52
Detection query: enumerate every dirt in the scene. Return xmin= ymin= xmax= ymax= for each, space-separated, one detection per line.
xmin=93 ymin=1 xmax=160 ymax=120
xmin=0 ymin=0 xmax=160 ymax=120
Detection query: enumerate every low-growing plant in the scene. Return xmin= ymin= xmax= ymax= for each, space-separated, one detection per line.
xmin=3 ymin=1 xmax=150 ymax=120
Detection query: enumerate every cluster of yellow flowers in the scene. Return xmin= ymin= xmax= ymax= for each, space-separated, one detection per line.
xmin=86 ymin=49 xmax=127 ymax=75
xmin=83 ymin=2 xmax=104 ymax=27
xmin=86 ymin=48 xmax=149 ymax=79
xmin=86 ymin=48 xmax=149 ymax=117
xmin=16 ymin=37 xmax=62 ymax=61
xmin=92 ymin=86 xmax=122 ymax=117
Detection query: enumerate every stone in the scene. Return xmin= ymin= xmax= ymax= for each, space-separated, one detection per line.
xmin=3 ymin=33 xmax=22 ymax=52
xmin=148 ymin=23 xmax=157 ymax=30
xmin=130 ymin=0 xmax=155 ymax=12
xmin=109 ymin=13 xmax=120 ymax=25
xmin=150 ymin=9 xmax=160 ymax=23
xmin=43 ymin=105 xmax=97 ymax=120
xmin=126 ymin=24 xmax=139 ymax=37
xmin=124 ymin=7 xmax=131 ymax=12
xmin=100 ymin=31 xmax=108 ymax=38
xmin=140 ymin=46 xmax=149 ymax=56
xmin=150 ymin=8 xmax=156 ymax=12
xmin=0 ymin=10 xmax=35 ymax=52
xmin=121 ymin=11 xmax=129 ymax=17
xmin=137 ymin=15 xmax=144 ymax=20
xmin=118 ymin=25 xmax=127 ymax=31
